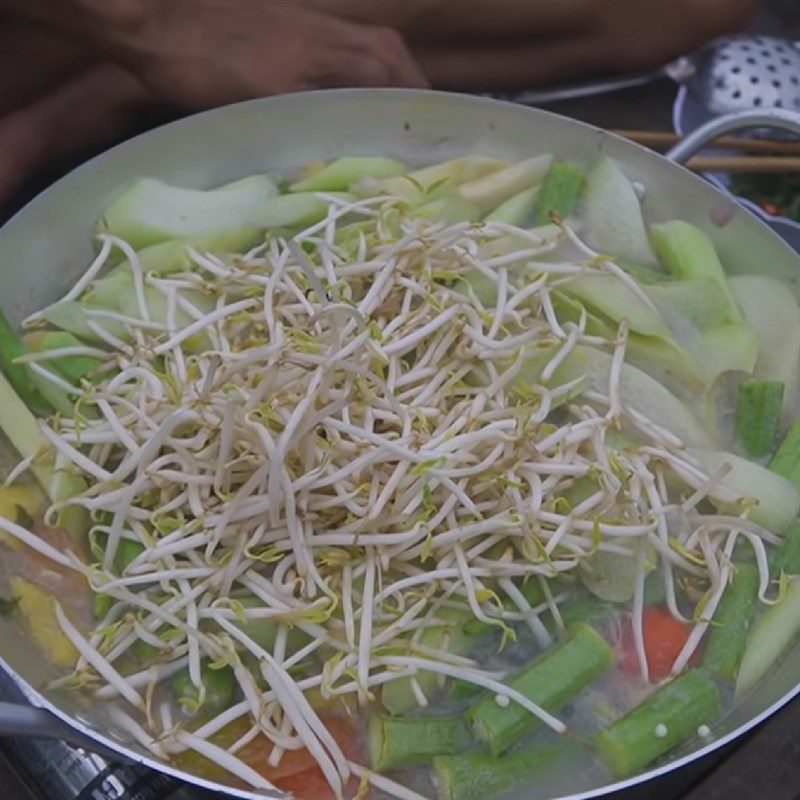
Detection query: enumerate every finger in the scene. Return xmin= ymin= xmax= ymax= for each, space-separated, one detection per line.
xmin=365 ymin=25 xmax=430 ymax=88
xmin=317 ymin=52 xmax=393 ymax=89
xmin=346 ymin=23 xmax=429 ymax=88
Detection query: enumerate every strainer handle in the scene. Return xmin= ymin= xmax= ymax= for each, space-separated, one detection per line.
xmin=0 ymin=701 xmax=134 ymax=762
xmin=666 ymin=108 xmax=800 ymax=164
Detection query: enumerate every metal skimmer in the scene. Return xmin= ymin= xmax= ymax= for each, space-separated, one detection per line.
xmin=685 ymin=35 xmax=800 ymax=115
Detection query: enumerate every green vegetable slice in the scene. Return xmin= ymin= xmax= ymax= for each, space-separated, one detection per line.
xmin=702 ymin=562 xmax=759 ymax=682
xmin=368 ymin=715 xmax=471 ymax=771
xmin=0 ymin=308 xmax=51 ymax=417
xmin=100 ymin=175 xmax=278 ymax=250
xmin=770 ymin=420 xmax=800 ymax=489
xmin=466 ymin=623 xmax=613 ymax=755
xmin=650 ymin=221 xmax=741 ymax=323
xmin=595 ymin=670 xmax=722 ymax=778
xmin=584 ymin=155 xmax=657 ymax=265
xmin=291 ymin=156 xmax=406 ymax=192
xmin=434 ymin=744 xmax=578 ymax=800
xmin=534 ymin=161 xmax=585 ymax=225
xmin=736 ymin=575 xmax=800 ymax=697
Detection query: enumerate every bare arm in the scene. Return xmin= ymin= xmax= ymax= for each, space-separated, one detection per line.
xmin=306 ymin=0 xmax=760 ymax=89
xmin=0 ymin=0 xmax=427 ymax=109
xmin=0 ymin=0 xmax=146 ymax=40
xmin=304 ymin=0 xmax=598 ymax=40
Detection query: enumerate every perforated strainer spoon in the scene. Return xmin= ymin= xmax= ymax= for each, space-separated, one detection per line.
xmin=672 ymin=41 xmax=800 ymax=251
xmin=680 ymin=35 xmax=800 ymax=115
xmin=673 ymin=36 xmax=800 ymax=139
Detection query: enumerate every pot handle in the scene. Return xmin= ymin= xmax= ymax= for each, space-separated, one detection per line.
xmin=665 ymin=108 xmax=800 ymax=164
xmin=0 ymin=701 xmax=134 ymax=763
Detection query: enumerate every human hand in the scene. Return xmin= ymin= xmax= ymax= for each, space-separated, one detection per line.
xmin=303 ymin=0 xmax=760 ymax=90
xmin=106 ymin=0 xmax=427 ymax=110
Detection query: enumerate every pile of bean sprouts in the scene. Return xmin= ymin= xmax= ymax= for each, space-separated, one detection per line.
xmin=1 ymin=193 xmax=780 ymax=800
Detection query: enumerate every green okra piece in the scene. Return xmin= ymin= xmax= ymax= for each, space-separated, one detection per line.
xmin=368 ymin=715 xmax=472 ymax=771
xmin=736 ymin=380 xmax=785 ymax=458
xmin=433 ymin=743 xmax=578 ymax=800
xmin=448 ymin=596 xmax=608 ymax=702
xmin=449 ymin=678 xmax=482 ymax=702
xmin=452 ymin=593 xmax=609 ymax=701
xmin=466 ymin=623 xmax=614 ymax=755
xmin=382 ymin=606 xmax=474 ymax=715
xmin=702 ymin=562 xmax=759 ymax=682
xmin=594 ymin=670 xmax=722 ymax=778
xmin=770 ymin=419 xmax=800 ymax=490
xmin=534 ymin=161 xmax=584 ymax=225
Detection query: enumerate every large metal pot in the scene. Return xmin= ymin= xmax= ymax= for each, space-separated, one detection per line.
xmin=0 ymin=90 xmax=798 ymax=800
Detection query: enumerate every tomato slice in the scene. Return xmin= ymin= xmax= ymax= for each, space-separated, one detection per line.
xmin=276 ymin=768 xmax=362 ymax=800
xmin=618 ymin=606 xmax=698 ymax=681
xmin=189 ymin=714 xmax=358 ymax=797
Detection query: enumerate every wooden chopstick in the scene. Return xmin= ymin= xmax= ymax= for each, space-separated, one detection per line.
xmin=613 ymin=129 xmax=800 ymax=156
xmin=684 ymin=155 xmax=800 ymax=173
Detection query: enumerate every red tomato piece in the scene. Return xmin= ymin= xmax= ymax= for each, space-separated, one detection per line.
xmin=618 ymin=606 xmax=697 ymax=681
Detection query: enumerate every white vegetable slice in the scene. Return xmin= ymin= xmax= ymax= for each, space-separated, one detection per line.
xmin=551 ymin=292 xmax=705 ymax=401
xmin=625 ymin=335 xmax=706 ymax=401
xmin=686 ymin=323 xmax=760 ymax=385
xmin=584 ymin=155 xmax=657 ymax=266
xmin=735 ymin=575 xmax=800 ymax=697
xmin=650 ymin=221 xmax=741 ymax=324
xmin=580 ymin=543 xmax=655 ymax=603
xmin=0 ymin=371 xmax=51 ymax=489
xmin=413 ymin=193 xmax=481 ymax=223
xmin=484 ymin=185 xmax=541 ymax=225
xmin=688 ymin=448 xmax=800 ymax=532
xmin=99 ymin=175 xmax=279 ymax=249
xmin=458 ymin=155 xmax=553 ymax=213
xmin=290 ymin=156 xmax=406 ymax=192
xmin=380 ymin=155 xmax=508 ymax=198
xmin=730 ymin=274 xmax=800 ymax=423
xmin=645 ymin=278 xmax=733 ymax=334
xmin=477 ymin=222 xmax=566 ymax=260
xmin=561 ymin=273 xmax=672 ymax=339
xmin=40 ymin=301 xmax=130 ymax=344
xmin=551 ymin=346 xmax=714 ymax=448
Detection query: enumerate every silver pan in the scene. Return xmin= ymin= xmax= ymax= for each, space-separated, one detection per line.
xmin=1 ymin=90 xmax=798 ymax=800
